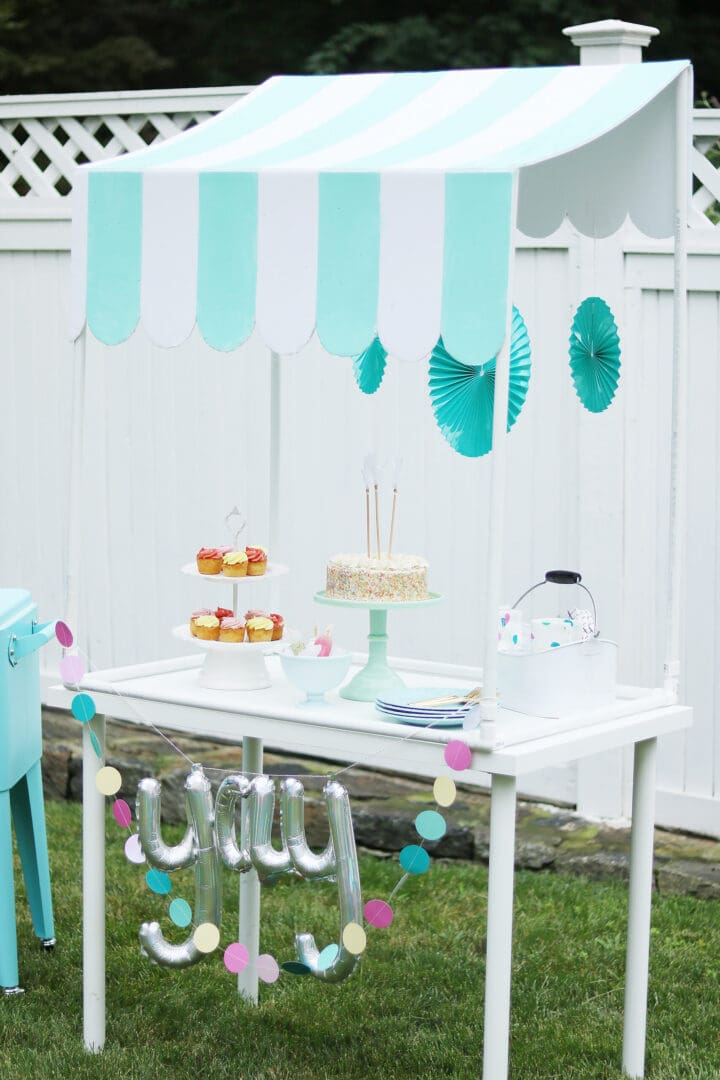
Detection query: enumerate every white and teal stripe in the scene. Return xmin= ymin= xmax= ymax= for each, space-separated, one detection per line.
xmin=72 ymin=60 xmax=689 ymax=359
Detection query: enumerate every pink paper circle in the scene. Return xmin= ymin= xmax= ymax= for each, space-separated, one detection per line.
xmin=59 ymin=655 xmax=85 ymax=685
xmin=55 ymin=621 xmax=73 ymax=647
xmin=444 ymin=740 xmax=472 ymax=771
xmin=113 ymin=799 xmax=132 ymax=828
xmin=124 ymin=834 xmax=146 ymax=865
xmin=224 ymin=942 xmax=249 ymax=974
xmin=256 ymin=953 xmax=279 ymax=984
xmin=364 ymin=899 xmax=394 ymax=929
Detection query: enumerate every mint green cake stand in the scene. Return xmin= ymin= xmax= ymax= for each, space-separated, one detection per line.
xmin=313 ymin=591 xmax=443 ymax=702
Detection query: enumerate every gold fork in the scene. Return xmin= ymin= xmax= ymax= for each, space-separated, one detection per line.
xmin=412 ymin=686 xmax=482 ymax=708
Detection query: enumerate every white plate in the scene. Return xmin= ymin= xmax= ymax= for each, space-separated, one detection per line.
xmin=374 ymin=706 xmax=466 ymax=728
xmin=172 ymin=624 xmax=284 ymax=654
xmin=375 ymin=701 xmax=469 ymax=719
xmin=181 ymin=561 xmax=289 ymax=582
xmin=377 ymin=686 xmax=476 ymax=708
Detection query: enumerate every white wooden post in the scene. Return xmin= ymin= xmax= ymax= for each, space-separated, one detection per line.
xmin=481 ymin=178 xmax=518 ymax=741
xmin=565 ymin=18 xmax=661 ymax=823
xmin=562 ymin=19 xmax=659 ymax=64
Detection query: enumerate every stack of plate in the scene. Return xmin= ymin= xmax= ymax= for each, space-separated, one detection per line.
xmin=375 ymin=687 xmax=476 ymax=727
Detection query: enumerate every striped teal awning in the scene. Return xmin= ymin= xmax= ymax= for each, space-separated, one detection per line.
xmin=71 ymin=61 xmax=689 ymax=362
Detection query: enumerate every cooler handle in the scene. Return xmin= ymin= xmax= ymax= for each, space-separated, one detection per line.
xmin=8 ymin=620 xmax=57 ymax=667
xmin=511 ymin=571 xmax=598 ymax=635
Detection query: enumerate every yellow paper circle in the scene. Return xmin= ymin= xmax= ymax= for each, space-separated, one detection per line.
xmin=95 ymin=766 xmax=122 ymax=796
xmin=433 ymin=775 xmax=457 ymax=808
xmin=193 ymin=922 xmax=220 ymax=954
xmin=342 ymin=922 xmax=367 ymax=955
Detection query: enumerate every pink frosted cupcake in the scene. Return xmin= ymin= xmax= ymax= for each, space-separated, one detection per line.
xmin=219 ymin=617 xmax=245 ymax=643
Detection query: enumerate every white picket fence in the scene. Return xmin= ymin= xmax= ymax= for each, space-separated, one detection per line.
xmin=0 ymin=81 xmax=719 ymax=834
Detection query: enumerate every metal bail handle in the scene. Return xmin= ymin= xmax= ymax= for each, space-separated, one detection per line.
xmin=510 ymin=570 xmax=598 ymax=635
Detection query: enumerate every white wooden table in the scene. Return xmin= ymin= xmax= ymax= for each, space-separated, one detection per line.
xmin=47 ymin=653 xmax=692 ymax=1080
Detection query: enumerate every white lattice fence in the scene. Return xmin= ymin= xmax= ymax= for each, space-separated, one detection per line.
xmin=692 ymin=108 xmax=720 ymax=228
xmin=0 ymin=88 xmax=250 ymax=205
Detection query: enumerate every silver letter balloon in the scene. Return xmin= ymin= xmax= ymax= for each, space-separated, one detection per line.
xmin=134 ymin=770 xmax=363 ymax=982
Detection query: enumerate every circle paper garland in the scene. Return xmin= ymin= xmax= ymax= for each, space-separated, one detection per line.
xmin=428 ymin=306 xmax=531 ymax=458
xmin=569 ymin=296 xmax=621 ymax=413
xmin=60 ymin=617 xmax=476 ymax=986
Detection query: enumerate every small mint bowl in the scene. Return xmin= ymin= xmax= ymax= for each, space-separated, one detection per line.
xmin=279 ymin=648 xmax=353 ymax=704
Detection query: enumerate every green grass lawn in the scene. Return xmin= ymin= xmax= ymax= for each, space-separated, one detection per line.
xmin=1 ymin=800 xmax=718 ymax=1079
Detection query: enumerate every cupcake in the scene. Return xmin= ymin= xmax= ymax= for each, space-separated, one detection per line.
xmin=215 ymin=607 xmax=234 ymax=622
xmin=193 ymin=614 xmax=220 ymax=641
xmin=246 ymin=546 xmax=268 ymax=576
xmin=246 ymin=616 xmax=273 ymax=643
xmin=245 ymin=609 xmax=268 ymax=621
xmin=196 ymin=548 xmax=224 ymax=575
xmin=269 ymin=613 xmax=284 ymax=641
xmin=190 ymin=609 xmax=213 ymax=637
xmin=222 ymin=550 xmax=249 ymax=577
xmin=219 ymin=617 xmax=246 ymax=643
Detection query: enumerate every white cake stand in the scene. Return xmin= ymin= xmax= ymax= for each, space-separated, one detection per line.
xmin=177 ymin=560 xmax=289 ymax=689
xmin=172 ymin=625 xmax=284 ymax=690
xmin=181 ymin=561 xmax=289 ymax=619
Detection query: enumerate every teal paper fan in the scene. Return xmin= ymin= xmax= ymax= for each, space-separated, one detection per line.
xmin=353 ymin=336 xmax=387 ymax=394
xmin=428 ymin=306 xmax=531 ymax=458
xmin=569 ymin=297 xmax=621 ymax=413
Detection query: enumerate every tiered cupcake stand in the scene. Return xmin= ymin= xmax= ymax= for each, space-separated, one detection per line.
xmin=173 ymin=562 xmax=289 ymax=690
xmin=313 ymin=590 xmax=442 ymax=701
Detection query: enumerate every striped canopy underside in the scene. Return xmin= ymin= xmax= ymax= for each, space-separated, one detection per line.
xmin=72 ymin=61 xmax=688 ymax=362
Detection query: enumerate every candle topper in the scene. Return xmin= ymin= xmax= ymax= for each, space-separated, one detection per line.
xmin=362 ymin=454 xmax=382 ymax=559
xmin=387 ymin=457 xmax=403 ymax=558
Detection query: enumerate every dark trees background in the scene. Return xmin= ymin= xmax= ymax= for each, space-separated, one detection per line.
xmin=0 ymin=1 xmax=716 ymax=99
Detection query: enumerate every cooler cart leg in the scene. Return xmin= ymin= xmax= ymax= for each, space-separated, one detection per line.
xmin=0 ymin=788 xmax=21 ymax=992
xmin=10 ymin=760 xmax=55 ymax=942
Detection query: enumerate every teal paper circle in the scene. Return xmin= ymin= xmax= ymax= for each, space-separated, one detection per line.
xmin=399 ymin=844 xmax=431 ymax=875
xmin=281 ymin=961 xmax=312 ymax=976
xmin=429 ymin=306 xmax=531 ymax=458
xmin=169 ymin=898 xmax=192 ymax=927
xmin=415 ymin=809 xmax=447 ymax=842
xmin=353 ymin=336 xmax=387 ymax=394
xmin=317 ymin=943 xmax=340 ymax=970
xmin=569 ymin=296 xmax=621 ymax=413
xmin=146 ymin=869 xmax=172 ymax=895
xmin=71 ymin=693 xmax=96 ymax=723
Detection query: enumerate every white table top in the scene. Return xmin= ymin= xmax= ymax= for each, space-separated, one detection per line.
xmin=47 ymin=652 xmax=692 ymax=781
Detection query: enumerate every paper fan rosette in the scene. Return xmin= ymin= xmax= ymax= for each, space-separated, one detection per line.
xmin=569 ymin=297 xmax=621 ymax=413
xmin=428 ymin=306 xmax=531 ymax=458
xmin=353 ymin=336 xmax=388 ymax=394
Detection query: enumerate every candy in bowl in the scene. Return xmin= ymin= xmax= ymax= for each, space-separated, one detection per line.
xmin=280 ymin=646 xmax=352 ymax=704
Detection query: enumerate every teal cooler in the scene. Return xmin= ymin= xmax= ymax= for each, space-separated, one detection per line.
xmin=0 ymin=589 xmax=57 ymax=995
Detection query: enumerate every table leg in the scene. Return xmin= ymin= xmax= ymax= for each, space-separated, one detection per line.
xmin=83 ymin=716 xmax=106 ymax=1052
xmin=622 ymin=737 xmax=657 ymax=1079
xmin=483 ymin=773 xmax=517 ymax=1080
xmin=238 ymin=735 xmax=262 ymax=1003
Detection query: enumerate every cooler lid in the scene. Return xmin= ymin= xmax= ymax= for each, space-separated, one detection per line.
xmin=0 ymin=588 xmax=34 ymax=628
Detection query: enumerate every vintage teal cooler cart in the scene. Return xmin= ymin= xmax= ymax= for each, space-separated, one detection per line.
xmin=0 ymin=589 xmax=56 ymax=994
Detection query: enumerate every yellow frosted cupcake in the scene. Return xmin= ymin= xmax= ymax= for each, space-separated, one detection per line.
xmin=246 ymin=616 xmax=273 ymax=643
xmin=193 ymin=614 xmax=220 ymax=641
xmin=222 ymin=550 xmax=248 ymax=577
xmin=190 ymin=609 xmax=213 ymax=637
